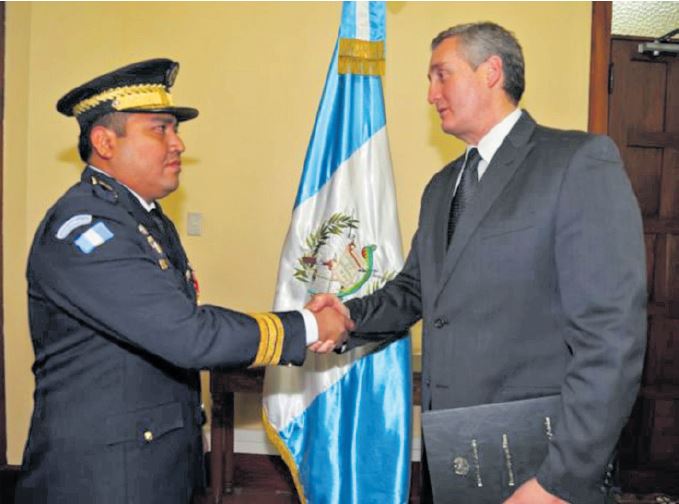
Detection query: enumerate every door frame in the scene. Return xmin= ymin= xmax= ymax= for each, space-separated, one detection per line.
xmin=588 ymin=1 xmax=612 ymax=135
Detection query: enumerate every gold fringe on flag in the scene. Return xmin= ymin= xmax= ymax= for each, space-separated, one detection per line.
xmin=262 ymin=407 xmax=307 ymax=504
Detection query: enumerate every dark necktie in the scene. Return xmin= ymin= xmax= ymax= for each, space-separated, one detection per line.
xmin=447 ymin=148 xmax=481 ymax=246
xmin=150 ymin=207 xmax=183 ymax=269
xmin=149 ymin=207 xmax=166 ymax=234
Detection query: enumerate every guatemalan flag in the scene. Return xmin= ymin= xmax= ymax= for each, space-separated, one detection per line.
xmin=262 ymin=2 xmax=412 ymax=503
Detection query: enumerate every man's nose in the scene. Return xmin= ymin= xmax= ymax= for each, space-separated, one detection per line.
xmin=168 ymin=130 xmax=185 ymax=153
xmin=427 ymin=82 xmax=438 ymax=105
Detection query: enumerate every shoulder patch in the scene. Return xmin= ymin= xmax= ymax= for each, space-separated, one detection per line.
xmin=74 ymin=222 xmax=114 ymax=254
xmin=56 ymin=214 xmax=93 ymax=240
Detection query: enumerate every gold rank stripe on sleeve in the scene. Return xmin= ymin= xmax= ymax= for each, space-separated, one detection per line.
xmin=248 ymin=312 xmax=285 ymax=367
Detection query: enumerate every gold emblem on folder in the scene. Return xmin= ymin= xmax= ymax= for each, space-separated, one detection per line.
xmin=452 ymin=456 xmax=470 ymax=476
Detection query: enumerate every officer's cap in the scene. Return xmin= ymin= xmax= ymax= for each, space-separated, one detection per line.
xmin=56 ymin=58 xmax=199 ymax=126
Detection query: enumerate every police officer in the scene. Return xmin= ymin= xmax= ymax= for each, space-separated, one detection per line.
xmin=15 ymin=58 xmax=350 ymax=503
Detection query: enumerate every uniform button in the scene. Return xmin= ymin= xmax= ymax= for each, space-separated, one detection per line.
xmin=434 ymin=318 xmax=448 ymax=329
xmin=143 ymin=430 xmax=154 ymax=442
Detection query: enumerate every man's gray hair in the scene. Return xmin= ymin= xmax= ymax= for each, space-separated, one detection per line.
xmin=432 ymin=22 xmax=525 ymax=104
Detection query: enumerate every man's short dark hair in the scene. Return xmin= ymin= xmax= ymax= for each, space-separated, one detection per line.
xmin=432 ymin=22 xmax=525 ymax=104
xmin=78 ymin=112 xmax=129 ymax=162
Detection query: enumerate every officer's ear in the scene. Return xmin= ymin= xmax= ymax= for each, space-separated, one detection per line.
xmin=90 ymin=125 xmax=118 ymax=160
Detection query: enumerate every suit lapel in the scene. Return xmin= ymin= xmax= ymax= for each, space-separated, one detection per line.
xmin=434 ymin=112 xmax=537 ymax=302
xmin=432 ymin=158 xmax=464 ymax=277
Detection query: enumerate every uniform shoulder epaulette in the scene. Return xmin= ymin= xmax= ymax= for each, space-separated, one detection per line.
xmin=89 ymin=175 xmax=119 ymax=204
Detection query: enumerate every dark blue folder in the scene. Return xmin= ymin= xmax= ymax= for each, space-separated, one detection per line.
xmin=421 ymin=395 xmax=560 ymax=504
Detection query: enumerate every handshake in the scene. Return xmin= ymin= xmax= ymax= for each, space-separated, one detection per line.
xmin=305 ymin=294 xmax=355 ymax=354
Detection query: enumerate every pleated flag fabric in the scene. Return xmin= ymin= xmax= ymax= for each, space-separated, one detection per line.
xmin=262 ymin=2 xmax=412 ymax=503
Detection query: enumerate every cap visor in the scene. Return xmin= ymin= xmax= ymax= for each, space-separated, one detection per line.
xmin=122 ymin=106 xmax=199 ymax=122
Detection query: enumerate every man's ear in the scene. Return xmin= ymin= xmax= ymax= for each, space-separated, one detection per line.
xmin=484 ymin=54 xmax=504 ymax=90
xmin=89 ymin=126 xmax=118 ymax=160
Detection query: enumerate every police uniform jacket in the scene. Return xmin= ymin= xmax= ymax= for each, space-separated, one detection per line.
xmin=15 ymin=166 xmax=306 ymax=503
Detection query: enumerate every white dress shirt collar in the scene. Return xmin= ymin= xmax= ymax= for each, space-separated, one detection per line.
xmin=88 ymin=164 xmax=156 ymax=212
xmin=468 ymin=108 xmax=522 ymax=180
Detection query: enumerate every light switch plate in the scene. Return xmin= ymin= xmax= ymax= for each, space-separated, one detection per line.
xmin=187 ymin=212 xmax=202 ymax=236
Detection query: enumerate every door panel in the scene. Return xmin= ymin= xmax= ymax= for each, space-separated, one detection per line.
xmin=625 ymin=149 xmax=663 ymax=217
xmin=609 ymin=36 xmax=679 ymax=491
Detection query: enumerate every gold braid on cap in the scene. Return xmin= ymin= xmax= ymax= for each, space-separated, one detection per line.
xmin=71 ymin=84 xmax=173 ymax=117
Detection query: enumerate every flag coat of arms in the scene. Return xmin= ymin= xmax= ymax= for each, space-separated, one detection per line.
xmin=263 ymin=2 xmax=412 ymax=503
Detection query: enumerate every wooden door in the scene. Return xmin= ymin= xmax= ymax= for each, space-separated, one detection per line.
xmin=608 ymin=36 xmax=679 ymax=493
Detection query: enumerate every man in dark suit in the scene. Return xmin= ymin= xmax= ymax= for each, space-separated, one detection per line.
xmin=309 ymin=22 xmax=647 ymax=503
xmin=15 ymin=59 xmax=351 ymax=503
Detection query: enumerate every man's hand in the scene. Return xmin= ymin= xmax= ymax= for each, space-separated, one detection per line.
xmin=305 ymin=294 xmax=354 ymax=353
xmin=503 ymin=478 xmax=569 ymax=504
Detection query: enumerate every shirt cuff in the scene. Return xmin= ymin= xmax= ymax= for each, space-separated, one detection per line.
xmin=299 ymin=309 xmax=319 ymax=346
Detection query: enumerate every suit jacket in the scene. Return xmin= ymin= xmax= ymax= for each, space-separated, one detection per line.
xmin=346 ymin=112 xmax=647 ymax=503
xmin=15 ymin=167 xmax=307 ymax=504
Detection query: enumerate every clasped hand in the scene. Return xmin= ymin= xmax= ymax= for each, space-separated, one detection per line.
xmin=305 ymin=294 xmax=354 ymax=353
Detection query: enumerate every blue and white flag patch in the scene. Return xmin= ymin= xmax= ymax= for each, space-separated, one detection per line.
xmin=74 ymin=222 xmax=114 ymax=254
xmin=56 ymin=214 xmax=92 ymax=240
